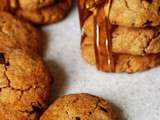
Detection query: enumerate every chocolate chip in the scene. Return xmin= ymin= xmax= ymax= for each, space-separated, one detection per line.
xmin=74 ymin=117 xmax=81 ymax=120
xmin=31 ymin=106 xmax=43 ymax=115
xmin=89 ymin=111 xmax=92 ymax=115
xmin=131 ymin=23 xmax=135 ymax=26
xmin=143 ymin=20 xmax=152 ymax=26
xmin=0 ymin=53 xmax=5 ymax=64
xmin=76 ymin=117 xmax=81 ymax=120
xmin=100 ymin=106 xmax=108 ymax=113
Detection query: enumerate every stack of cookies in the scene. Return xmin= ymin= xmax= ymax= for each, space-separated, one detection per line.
xmin=78 ymin=0 xmax=160 ymax=73
xmin=0 ymin=0 xmax=72 ymax=24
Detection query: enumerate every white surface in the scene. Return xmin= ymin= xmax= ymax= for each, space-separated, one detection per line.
xmin=43 ymin=5 xmax=160 ymax=120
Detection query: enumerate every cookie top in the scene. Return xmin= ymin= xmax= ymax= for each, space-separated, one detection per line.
xmin=0 ymin=12 xmax=42 ymax=54
xmin=40 ymin=93 xmax=115 ymax=120
xmin=15 ymin=0 xmax=72 ymax=24
xmin=82 ymin=0 xmax=160 ymax=27
xmin=107 ymin=0 xmax=160 ymax=27
xmin=16 ymin=0 xmax=55 ymax=10
xmin=83 ymin=15 xmax=160 ymax=56
xmin=0 ymin=49 xmax=52 ymax=119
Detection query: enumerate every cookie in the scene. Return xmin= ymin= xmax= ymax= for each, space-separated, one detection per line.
xmin=81 ymin=35 xmax=160 ymax=73
xmin=81 ymin=0 xmax=160 ymax=27
xmin=15 ymin=0 xmax=72 ymax=24
xmin=0 ymin=11 xmax=42 ymax=54
xmin=0 ymin=49 xmax=52 ymax=120
xmin=83 ymin=15 xmax=160 ymax=55
xmin=40 ymin=93 xmax=116 ymax=120
xmin=16 ymin=0 xmax=55 ymax=10
xmin=106 ymin=0 xmax=160 ymax=27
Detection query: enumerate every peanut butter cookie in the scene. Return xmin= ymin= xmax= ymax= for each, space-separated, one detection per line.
xmin=0 ymin=49 xmax=52 ymax=120
xmin=16 ymin=0 xmax=72 ymax=24
xmin=83 ymin=0 xmax=160 ymax=27
xmin=40 ymin=93 xmax=116 ymax=120
xmin=0 ymin=12 xmax=42 ymax=54
xmin=83 ymin=15 xmax=160 ymax=56
xmin=81 ymin=34 xmax=160 ymax=73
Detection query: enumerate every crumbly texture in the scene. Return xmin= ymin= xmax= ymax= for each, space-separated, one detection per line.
xmin=15 ymin=0 xmax=72 ymax=24
xmin=40 ymin=93 xmax=115 ymax=120
xmin=0 ymin=12 xmax=42 ymax=54
xmin=0 ymin=49 xmax=52 ymax=120
xmin=83 ymin=15 xmax=160 ymax=55
xmin=104 ymin=0 xmax=160 ymax=27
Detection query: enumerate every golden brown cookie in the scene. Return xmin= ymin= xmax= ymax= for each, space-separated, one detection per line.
xmin=106 ymin=0 xmax=160 ymax=27
xmin=82 ymin=0 xmax=160 ymax=27
xmin=16 ymin=0 xmax=72 ymax=24
xmin=83 ymin=15 xmax=160 ymax=56
xmin=81 ymin=35 xmax=160 ymax=73
xmin=40 ymin=93 xmax=116 ymax=120
xmin=0 ymin=11 xmax=42 ymax=54
xmin=0 ymin=49 xmax=52 ymax=120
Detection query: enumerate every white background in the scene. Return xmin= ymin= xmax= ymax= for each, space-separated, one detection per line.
xmin=43 ymin=3 xmax=160 ymax=120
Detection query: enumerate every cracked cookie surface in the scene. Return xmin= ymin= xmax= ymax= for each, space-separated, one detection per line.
xmin=104 ymin=0 xmax=160 ymax=27
xmin=40 ymin=93 xmax=115 ymax=120
xmin=83 ymin=15 xmax=160 ymax=56
xmin=15 ymin=0 xmax=72 ymax=24
xmin=0 ymin=11 xmax=42 ymax=54
xmin=0 ymin=49 xmax=52 ymax=120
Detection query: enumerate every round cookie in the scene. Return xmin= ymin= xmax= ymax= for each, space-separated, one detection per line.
xmin=0 ymin=49 xmax=52 ymax=120
xmin=83 ymin=15 xmax=160 ymax=56
xmin=16 ymin=0 xmax=72 ymax=24
xmin=0 ymin=11 xmax=42 ymax=54
xmin=40 ymin=93 xmax=116 ymax=120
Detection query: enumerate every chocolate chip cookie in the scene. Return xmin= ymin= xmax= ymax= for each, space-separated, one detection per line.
xmin=40 ymin=93 xmax=116 ymax=120
xmin=0 ymin=49 xmax=52 ymax=120
xmin=82 ymin=0 xmax=160 ymax=27
xmin=0 ymin=11 xmax=42 ymax=54
xmin=83 ymin=15 xmax=160 ymax=55
xmin=81 ymin=35 xmax=160 ymax=73
xmin=106 ymin=0 xmax=160 ymax=27
xmin=16 ymin=0 xmax=72 ymax=24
